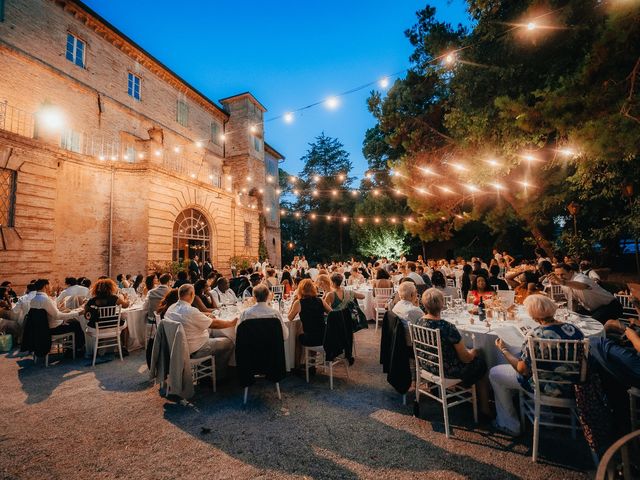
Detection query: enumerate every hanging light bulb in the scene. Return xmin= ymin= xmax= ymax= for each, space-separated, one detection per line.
xmin=325 ymin=96 xmax=339 ymax=109
xmin=310 ymin=213 xmax=317 ymax=220
xmin=283 ymin=112 xmax=294 ymax=123
xmin=331 ymin=189 xmax=338 ymax=196
xmin=195 ymin=141 xmax=203 ymax=148
xmin=379 ymin=77 xmax=390 ymax=89
xmin=342 ymin=216 xmax=348 ymax=223
xmin=313 ymin=175 xmax=320 ymax=182
xmin=527 ymin=22 xmax=537 ymax=31
xmin=312 ymin=190 xmax=319 ymax=197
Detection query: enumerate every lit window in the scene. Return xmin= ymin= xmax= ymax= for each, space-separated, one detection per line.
xmin=127 ymin=73 xmax=141 ymax=101
xmin=210 ymin=121 xmax=221 ymax=145
xmin=244 ymin=222 xmax=251 ymax=247
xmin=176 ymin=99 xmax=189 ymax=127
xmin=65 ymin=33 xmax=85 ymax=68
xmin=124 ymin=146 xmax=136 ymax=163
xmin=0 ymin=168 xmax=16 ymax=227
xmin=61 ymin=129 xmax=82 ymax=153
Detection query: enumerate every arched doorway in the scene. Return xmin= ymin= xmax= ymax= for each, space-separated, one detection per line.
xmin=172 ymin=208 xmax=212 ymax=263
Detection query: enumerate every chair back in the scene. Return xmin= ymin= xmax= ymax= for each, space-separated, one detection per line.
xmin=374 ymin=288 xmax=394 ymax=309
xmin=544 ymin=284 xmax=567 ymax=303
xmin=96 ymin=305 xmax=122 ymax=331
xmin=527 ymin=336 xmax=589 ymax=398
xmin=615 ymin=294 xmax=638 ymax=319
xmin=595 ymin=429 xmax=640 ymax=480
xmin=270 ymin=284 xmax=284 ymax=301
xmin=446 ymin=278 xmax=456 ymax=288
xmin=497 ymin=290 xmax=516 ymax=308
xmin=409 ymin=323 xmax=444 ymax=380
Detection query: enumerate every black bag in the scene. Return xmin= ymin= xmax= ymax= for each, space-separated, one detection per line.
xmin=347 ymin=300 xmax=368 ymax=332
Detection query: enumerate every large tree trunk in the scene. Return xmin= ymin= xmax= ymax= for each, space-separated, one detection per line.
xmin=502 ymin=191 xmax=555 ymax=255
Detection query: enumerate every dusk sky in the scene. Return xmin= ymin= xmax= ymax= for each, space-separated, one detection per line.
xmin=83 ymin=0 xmax=471 ymax=181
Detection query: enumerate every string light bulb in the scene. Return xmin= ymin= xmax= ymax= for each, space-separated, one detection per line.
xmin=313 ymin=175 xmax=320 ymax=182
xmin=331 ymin=189 xmax=338 ymax=196
xmin=195 ymin=141 xmax=203 ymax=148
xmin=379 ymin=77 xmax=390 ymax=89
xmin=155 ymin=149 xmax=162 ymax=157
xmin=312 ymin=190 xmax=319 ymax=197
xmin=527 ymin=22 xmax=537 ymax=30
xmin=174 ymin=146 xmax=180 ymax=153
xmin=342 ymin=216 xmax=348 ymax=223
xmin=289 ymin=176 xmax=297 ymax=183
xmin=325 ymin=96 xmax=339 ymax=109
xmin=280 ymin=209 xmax=287 ymax=215
xmin=444 ymin=53 xmax=456 ymax=65
xmin=283 ymin=112 xmax=294 ymax=123
xmin=219 ymin=134 xmax=226 ymax=142
xmin=351 ymin=190 xmax=359 ymax=196
xmin=310 ymin=213 xmax=317 ymax=220
xmin=337 ymin=173 xmax=345 ymax=181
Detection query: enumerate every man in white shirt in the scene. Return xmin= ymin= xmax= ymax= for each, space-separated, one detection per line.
xmin=29 ymin=279 xmax=85 ymax=352
xmin=549 ymin=263 xmax=623 ymax=324
xmin=392 ymin=281 xmax=425 ymax=345
xmin=307 ymin=265 xmax=320 ymax=282
xmin=299 ymin=256 xmax=309 ymax=270
xmin=211 ymin=278 xmax=238 ymax=306
xmin=165 ymin=284 xmax=236 ymax=375
xmin=579 ymin=260 xmax=601 ymax=282
xmin=56 ymin=277 xmax=89 ymax=306
xmin=237 ymin=284 xmax=289 ymax=341
xmin=405 ymin=262 xmax=425 ymax=285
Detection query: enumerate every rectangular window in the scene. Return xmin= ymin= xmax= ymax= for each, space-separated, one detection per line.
xmin=252 ymin=135 xmax=261 ymax=152
xmin=244 ymin=222 xmax=251 ymax=247
xmin=0 ymin=0 xmax=5 ymax=22
xmin=124 ymin=146 xmax=136 ymax=163
xmin=65 ymin=33 xmax=85 ymax=68
xmin=61 ymin=129 xmax=81 ymax=153
xmin=210 ymin=121 xmax=221 ymax=145
xmin=176 ymin=99 xmax=189 ymax=127
xmin=0 ymin=168 xmax=16 ymax=227
xmin=127 ymin=72 xmax=141 ymax=100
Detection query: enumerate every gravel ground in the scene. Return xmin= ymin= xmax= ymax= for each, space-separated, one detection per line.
xmin=0 ymin=328 xmax=595 ymax=480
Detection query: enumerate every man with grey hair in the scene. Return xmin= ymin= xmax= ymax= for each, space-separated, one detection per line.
xmin=165 ymin=284 xmax=236 ymax=375
xmin=392 ymin=281 xmax=424 ymax=345
xmin=237 ymin=284 xmax=289 ymax=341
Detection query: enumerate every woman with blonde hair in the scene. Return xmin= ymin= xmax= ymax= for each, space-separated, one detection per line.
xmin=315 ymin=274 xmax=331 ymax=296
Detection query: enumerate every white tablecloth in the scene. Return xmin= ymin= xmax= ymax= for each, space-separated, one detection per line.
xmin=441 ymin=305 xmax=604 ymax=369
xmin=354 ymin=287 xmax=376 ymax=321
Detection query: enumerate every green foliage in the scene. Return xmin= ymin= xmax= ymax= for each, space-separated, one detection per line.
xmin=229 ymin=256 xmax=255 ymax=270
xmin=556 ymin=232 xmax=594 ymax=260
xmin=355 ymin=228 xmax=409 ymax=260
xmin=147 ymin=260 xmax=188 ymax=276
xmin=363 ymin=1 xmax=640 ymax=260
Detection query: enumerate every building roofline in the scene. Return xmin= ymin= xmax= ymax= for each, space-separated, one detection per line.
xmin=219 ymin=92 xmax=268 ymax=112
xmin=264 ymin=142 xmax=285 ymax=161
xmin=64 ymin=0 xmax=229 ymax=119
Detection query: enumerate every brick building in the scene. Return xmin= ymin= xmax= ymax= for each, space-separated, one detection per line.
xmin=0 ymin=0 xmax=282 ymax=288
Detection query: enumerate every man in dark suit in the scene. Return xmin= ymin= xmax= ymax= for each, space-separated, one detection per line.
xmin=202 ymin=259 xmax=213 ymax=280
xmin=189 ymin=255 xmax=201 ymax=279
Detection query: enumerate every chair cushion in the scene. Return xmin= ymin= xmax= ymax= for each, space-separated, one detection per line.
xmin=419 ymin=369 xmax=462 ymax=388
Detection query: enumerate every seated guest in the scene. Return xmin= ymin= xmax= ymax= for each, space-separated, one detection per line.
xmin=315 ymin=274 xmax=332 ymax=296
xmin=243 ymin=273 xmax=262 ymax=300
xmin=548 ymin=263 xmax=622 ymax=323
xmin=143 ymin=274 xmax=157 ymax=298
xmin=165 ymin=285 xmax=236 ymax=376
xmin=84 ymin=278 xmax=131 ymax=354
xmin=373 ymin=268 xmax=394 ymax=289
xmin=288 ymin=279 xmax=331 ymax=346
xmin=430 ymin=270 xmax=459 ymax=299
xmin=419 ymin=288 xmax=491 ymax=418
xmin=280 ymin=270 xmax=294 ymax=296
xmin=237 ymin=284 xmax=289 ymax=341
xmin=132 ymin=274 xmax=144 ymax=294
xmin=0 ymin=287 xmax=20 ymax=338
xmin=472 ymin=260 xmax=489 ymax=279
xmin=30 ymin=279 xmax=85 ymax=354
xmin=460 ymin=264 xmax=473 ymax=302
xmin=156 ymin=288 xmax=179 ymax=319
xmin=265 ymin=268 xmax=279 ymax=287
xmin=1 ymin=281 xmax=17 ymax=301
xmin=307 ymin=264 xmax=320 ymax=282
xmin=116 ymin=273 xmax=128 ymax=289
xmin=416 ymin=265 xmax=433 ymax=288
xmin=211 ymin=277 xmax=237 ymax=306
xmin=347 ymin=267 xmax=365 ymax=286
xmin=487 ymin=265 xmax=509 ymax=291
xmin=467 ymin=275 xmax=494 ymax=306
xmin=490 ymin=294 xmax=584 ymax=435
xmin=593 ymin=293 xmax=640 ymax=389
xmin=56 ymin=277 xmax=89 ymax=305
xmin=173 ymin=270 xmax=189 ymax=289
xmin=405 ymin=261 xmax=425 ymax=285
xmin=143 ymin=273 xmax=172 ymax=320
xmin=392 ymin=282 xmax=424 ymax=345
xmin=192 ymin=279 xmax=215 ymax=313
xmin=325 ymin=273 xmax=365 ymax=311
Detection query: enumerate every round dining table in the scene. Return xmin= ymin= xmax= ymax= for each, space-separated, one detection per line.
xmin=439 ymin=304 xmax=605 ymax=369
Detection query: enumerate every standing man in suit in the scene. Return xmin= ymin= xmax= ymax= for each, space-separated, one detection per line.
xmin=189 ymin=255 xmax=201 ymax=279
